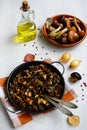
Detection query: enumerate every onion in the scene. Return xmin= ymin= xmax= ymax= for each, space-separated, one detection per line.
xmin=69 ymin=60 xmax=81 ymax=68
xmin=59 ymin=52 xmax=71 ymax=63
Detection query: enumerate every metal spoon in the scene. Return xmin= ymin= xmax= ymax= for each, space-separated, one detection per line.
xmin=45 ymin=96 xmax=73 ymax=116
xmin=45 ymin=95 xmax=78 ymax=109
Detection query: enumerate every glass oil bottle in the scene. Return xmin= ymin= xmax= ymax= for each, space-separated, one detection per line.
xmin=15 ymin=1 xmax=36 ymax=43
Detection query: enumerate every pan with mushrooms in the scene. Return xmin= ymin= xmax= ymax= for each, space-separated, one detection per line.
xmin=6 ymin=61 xmax=65 ymax=114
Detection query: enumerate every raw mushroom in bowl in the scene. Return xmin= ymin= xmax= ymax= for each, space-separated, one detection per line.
xmin=42 ymin=14 xmax=87 ymax=47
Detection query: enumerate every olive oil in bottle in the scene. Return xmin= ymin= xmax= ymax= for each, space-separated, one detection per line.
xmin=15 ymin=1 xmax=36 ymax=43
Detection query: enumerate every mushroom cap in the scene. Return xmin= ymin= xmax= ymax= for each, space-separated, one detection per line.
xmin=71 ymin=72 xmax=82 ymax=80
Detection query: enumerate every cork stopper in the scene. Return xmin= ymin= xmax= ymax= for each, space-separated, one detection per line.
xmin=21 ymin=1 xmax=30 ymax=11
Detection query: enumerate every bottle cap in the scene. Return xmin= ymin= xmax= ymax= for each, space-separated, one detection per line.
xmin=21 ymin=1 xmax=30 ymax=11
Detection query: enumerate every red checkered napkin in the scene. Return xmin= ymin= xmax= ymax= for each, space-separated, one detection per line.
xmin=0 ymin=77 xmax=78 ymax=128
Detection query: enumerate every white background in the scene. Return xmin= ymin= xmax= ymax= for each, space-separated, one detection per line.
xmin=0 ymin=0 xmax=87 ymax=130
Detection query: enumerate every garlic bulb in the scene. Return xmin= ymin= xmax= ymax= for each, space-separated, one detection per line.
xmin=59 ymin=52 xmax=71 ymax=63
xmin=69 ymin=60 xmax=81 ymax=68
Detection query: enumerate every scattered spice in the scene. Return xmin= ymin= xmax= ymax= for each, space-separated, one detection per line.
xmin=80 ymin=84 xmax=83 ymax=87
xmin=82 ymin=73 xmax=85 ymax=76
xmin=46 ymin=53 xmax=48 ymax=55
xmin=76 ymin=100 xmax=78 ymax=102
xmin=82 ymin=89 xmax=84 ymax=91
xmin=40 ymin=57 xmax=43 ymax=60
xmin=82 ymin=98 xmax=84 ymax=101
xmin=53 ymin=50 xmax=56 ymax=52
xmin=32 ymin=44 xmax=34 ymax=47
xmin=83 ymin=82 xmax=87 ymax=87
xmin=24 ymin=44 xmax=26 ymax=46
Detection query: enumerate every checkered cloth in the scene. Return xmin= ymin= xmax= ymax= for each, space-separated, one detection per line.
xmin=0 ymin=77 xmax=78 ymax=128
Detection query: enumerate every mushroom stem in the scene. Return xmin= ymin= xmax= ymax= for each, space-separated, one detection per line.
xmin=48 ymin=24 xmax=63 ymax=38
xmin=56 ymin=27 xmax=68 ymax=39
xmin=45 ymin=18 xmax=53 ymax=29
xmin=73 ymin=18 xmax=81 ymax=31
xmin=65 ymin=18 xmax=71 ymax=29
xmin=73 ymin=18 xmax=85 ymax=37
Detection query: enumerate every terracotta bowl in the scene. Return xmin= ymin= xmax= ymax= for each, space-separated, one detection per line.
xmin=42 ymin=14 xmax=87 ymax=48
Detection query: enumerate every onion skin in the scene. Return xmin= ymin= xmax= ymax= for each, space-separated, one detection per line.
xmin=69 ymin=60 xmax=81 ymax=68
xmin=59 ymin=52 xmax=71 ymax=63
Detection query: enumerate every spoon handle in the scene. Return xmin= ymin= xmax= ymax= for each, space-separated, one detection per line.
xmin=45 ymin=96 xmax=73 ymax=116
xmin=48 ymin=96 xmax=78 ymax=109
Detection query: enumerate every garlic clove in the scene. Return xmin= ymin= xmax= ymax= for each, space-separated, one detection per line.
xmin=59 ymin=52 xmax=71 ymax=63
xmin=69 ymin=60 xmax=81 ymax=68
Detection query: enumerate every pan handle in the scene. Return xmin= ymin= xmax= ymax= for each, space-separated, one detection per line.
xmin=51 ymin=61 xmax=65 ymax=75
xmin=2 ymin=98 xmax=21 ymax=114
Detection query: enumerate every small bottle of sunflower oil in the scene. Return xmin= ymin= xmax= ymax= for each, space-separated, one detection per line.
xmin=15 ymin=0 xmax=36 ymax=43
